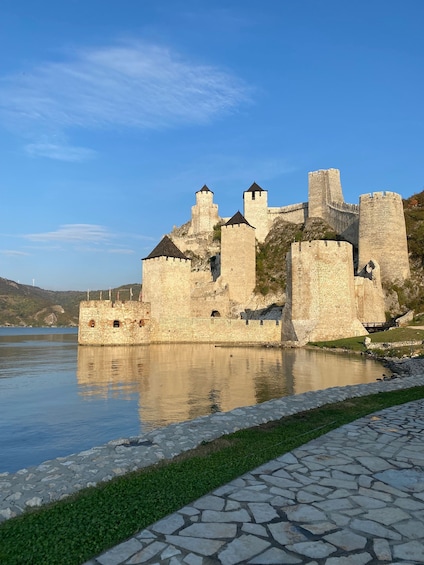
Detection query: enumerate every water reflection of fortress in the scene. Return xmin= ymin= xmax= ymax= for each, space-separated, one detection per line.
xmin=77 ymin=345 xmax=382 ymax=431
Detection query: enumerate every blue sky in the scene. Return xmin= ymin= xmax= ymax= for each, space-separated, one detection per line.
xmin=1 ymin=0 xmax=423 ymax=291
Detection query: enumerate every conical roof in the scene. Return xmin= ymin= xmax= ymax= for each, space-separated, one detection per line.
xmin=245 ymin=182 xmax=265 ymax=193
xmin=197 ymin=184 xmax=213 ymax=193
xmin=224 ymin=211 xmax=254 ymax=227
xmin=144 ymin=236 xmax=189 ymax=260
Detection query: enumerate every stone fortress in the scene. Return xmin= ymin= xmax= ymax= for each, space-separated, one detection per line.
xmin=78 ymin=168 xmax=410 ymax=346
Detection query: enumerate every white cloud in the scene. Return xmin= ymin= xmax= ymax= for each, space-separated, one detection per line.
xmin=24 ymin=224 xmax=111 ymax=244
xmin=25 ymin=143 xmax=96 ymax=162
xmin=0 ymin=250 xmax=29 ymax=256
xmin=0 ymin=41 xmax=250 ymax=141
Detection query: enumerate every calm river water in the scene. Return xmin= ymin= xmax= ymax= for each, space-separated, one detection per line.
xmin=0 ymin=327 xmax=385 ymax=473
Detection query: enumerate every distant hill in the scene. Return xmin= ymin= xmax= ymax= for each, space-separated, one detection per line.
xmin=0 ymin=279 xmax=141 ymax=327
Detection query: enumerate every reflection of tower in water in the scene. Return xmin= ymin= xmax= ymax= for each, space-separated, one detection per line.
xmin=77 ymin=345 xmax=383 ymax=433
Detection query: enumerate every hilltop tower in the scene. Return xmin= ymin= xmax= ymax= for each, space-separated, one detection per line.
xmin=243 ymin=182 xmax=268 ymax=242
xmin=357 ymin=192 xmax=410 ymax=283
xmin=142 ymin=236 xmax=191 ymax=321
xmin=220 ymin=211 xmax=256 ymax=304
xmin=189 ymin=185 xmax=219 ymax=235
xmin=308 ymin=168 xmax=344 ymax=218
xmin=282 ymin=240 xmax=367 ymax=344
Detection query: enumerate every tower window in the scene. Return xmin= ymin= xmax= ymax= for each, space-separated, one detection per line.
xmin=88 ymin=319 xmax=95 ymax=328
xmin=113 ymin=320 xmax=120 ymax=328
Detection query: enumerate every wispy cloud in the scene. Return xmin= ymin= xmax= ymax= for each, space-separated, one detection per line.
xmin=25 ymin=142 xmax=97 ymax=162
xmin=0 ymin=40 xmax=250 ymax=160
xmin=0 ymin=250 xmax=29 ymax=256
xmin=24 ymin=224 xmax=111 ymax=244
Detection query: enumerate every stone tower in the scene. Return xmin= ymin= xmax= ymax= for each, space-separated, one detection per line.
xmin=142 ymin=236 xmax=191 ymax=321
xmin=243 ymin=182 xmax=268 ymax=242
xmin=308 ymin=168 xmax=344 ymax=218
xmin=220 ymin=211 xmax=256 ymax=304
xmin=282 ymin=240 xmax=367 ymax=344
xmin=189 ymin=185 xmax=219 ymax=235
xmin=357 ymin=192 xmax=410 ymax=283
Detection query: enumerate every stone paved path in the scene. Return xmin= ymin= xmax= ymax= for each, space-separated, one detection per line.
xmin=85 ymin=398 xmax=424 ymax=565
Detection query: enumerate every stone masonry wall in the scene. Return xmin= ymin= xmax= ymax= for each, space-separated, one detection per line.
xmin=282 ymin=240 xmax=367 ymax=344
xmin=189 ymin=190 xmax=219 ymax=235
xmin=78 ymin=301 xmax=151 ymax=345
xmin=142 ymin=256 xmax=192 ymax=321
xmin=358 ymin=192 xmax=410 ymax=283
xmin=243 ymin=189 xmax=269 ymax=242
xmin=220 ymin=222 xmax=256 ymax=303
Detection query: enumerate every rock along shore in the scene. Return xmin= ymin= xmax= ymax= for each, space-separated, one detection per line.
xmin=1 ymin=365 xmax=424 ymax=524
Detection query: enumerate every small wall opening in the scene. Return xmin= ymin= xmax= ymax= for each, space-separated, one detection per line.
xmin=139 ymin=319 xmax=145 ymax=327
xmin=211 ymin=310 xmax=221 ymax=317
xmin=88 ymin=319 xmax=95 ymax=328
xmin=113 ymin=320 xmax=120 ymax=328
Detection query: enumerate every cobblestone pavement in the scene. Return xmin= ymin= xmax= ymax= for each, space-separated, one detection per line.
xmin=85 ymin=397 xmax=424 ymax=565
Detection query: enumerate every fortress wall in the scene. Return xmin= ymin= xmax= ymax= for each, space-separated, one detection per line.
xmin=325 ymin=201 xmax=359 ymax=245
xmin=79 ymin=303 xmax=281 ymax=345
xmin=282 ymin=240 xmax=367 ymax=344
xmin=221 ymin=223 xmax=256 ymax=303
xmin=354 ymin=272 xmax=386 ymax=324
xmin=78 ymin=300 xmax=151 ymax=345
xmin=243 ymin=190 xmax=269 ymax=242
xmin=268 ymin=202 xmax=308 ymax=225
xmin=142 ymin=256 xmax=192 ymax=321
xmin=190 ymin=190 xmax=219 ymax=235
xmin=149 ymin=317 xmax=281 ymax=344
xmin=358 ymin=192 xmax=410 ymax=283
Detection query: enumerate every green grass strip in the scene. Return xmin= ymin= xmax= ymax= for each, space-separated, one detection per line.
xmin=1 ymin=386 xmax=424 ymax=565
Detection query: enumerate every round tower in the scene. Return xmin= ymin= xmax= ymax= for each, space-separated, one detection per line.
xmin=142 ymin=236 xmax=191 ymax=321
xmin=220 ymin=211 xmax=256 ymax=304
xmin=358 ymin=191 xmax=410 ymax=283
xmin=243 ymin=182 xmax=268 ymax=242
xmin=190 ymin=184 xmax=219 ymax=235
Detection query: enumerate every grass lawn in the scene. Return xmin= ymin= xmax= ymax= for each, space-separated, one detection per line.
xmin=1 ymin=386 xmax=424 ymax=565
xmin=309 ymin=327 xmax=424 ymax=353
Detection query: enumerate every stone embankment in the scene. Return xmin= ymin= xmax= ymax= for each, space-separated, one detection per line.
xmin=1 ymin=366 xmax=424 ymax=524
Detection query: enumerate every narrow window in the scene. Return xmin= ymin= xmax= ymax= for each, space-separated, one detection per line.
xmin=88 ymin=319 xmax=95 ymax=328
xmin=113 ymin=320 xmax=120 ymax=328
xmin=139 ymin=319 xmax=145 ymax=327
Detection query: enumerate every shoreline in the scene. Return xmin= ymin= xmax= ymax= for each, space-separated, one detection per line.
xmin=1 ymin=370 xmax=424 ymax=523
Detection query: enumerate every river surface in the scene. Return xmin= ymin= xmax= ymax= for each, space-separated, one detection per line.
xmin=0 ymin=327 xmax=385 ymax=473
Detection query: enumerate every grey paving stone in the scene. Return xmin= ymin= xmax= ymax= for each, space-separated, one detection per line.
xmin=179 ymin=522 xmax=237 ymax=539
xmin=323 ymin=529 xmax=367 ymax=551
xmin=152 ymin=513 xmax=185 ymax=534
xmin=324 ymin=554 xmax=372 ymax=565
xmin=248 ymin=547 xmax=302 ymax=564
xmin=373 ymin=538 xmax=392 ymax=561
xmin=285 ymin=540 xmax=337 ymax=559
xmin=247 ymin=502 xmax=279 ymax=524
xmin=218 ymin=534 xmax=270 ymax=565
xmin=350 ymin=518 xmax=402 ymax=540
xmin=284 ymin=503 xmax=327 ymax=522
xmin=201 ymin=508 xmax=251 ymax=523
xmin=192 ymin=495 xmax=226 ymax=511
xmin=125 ymin=541 xmax=167 ymax=564
xmin=362 ymin=506 xmax=410 ymax=525
xmin=393 ymin=540 xmax=424 ymax=563
xmin=268 ymin=521 xmax=308 ymax=545
xmin=164 ymin=535 xmax=225 ymax=556
xmin=96 ymin=538 xmax=143 ymax=565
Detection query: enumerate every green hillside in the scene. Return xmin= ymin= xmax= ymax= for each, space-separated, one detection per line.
xmin=0 ymin=279 xmax=141 ymax=327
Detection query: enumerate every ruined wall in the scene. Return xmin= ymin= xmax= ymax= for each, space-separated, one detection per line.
xmin=243 ymin=189 xmax=269 ymax=242
xmin=142 ymin=256 xmax=192 ymax=321
xmin=354 ymin=260 xmax=386 ymax=324
xmin=358 ymin=192 xmax=410 ymax=283
xmin=189 ymin=189 xmax=219 ymax=235
xmin=78 ymin=300 xmax=151 ymax=345
xmin=220 ymin=222 xmax=256 ymax=303
xmin=282 ymin=240 xmax=367 ymax=344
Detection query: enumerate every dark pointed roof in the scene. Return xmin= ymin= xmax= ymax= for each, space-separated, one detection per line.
xmin=245 ymin=182 xmax=265 ymax=193
xmin=224 ymin=211 xmax=254 ymax=228
xmin=197 ymin=184 xmax=213 ymax=194
xmin=144 ymin=236 xmax=189 ymax=260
